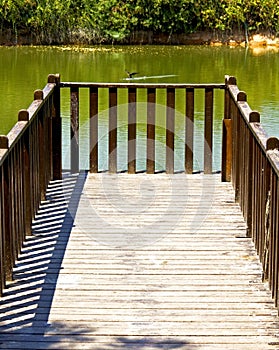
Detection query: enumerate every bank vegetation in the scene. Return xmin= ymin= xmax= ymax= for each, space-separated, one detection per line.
xmin=0 ymin=0 xmax=279 ymax=45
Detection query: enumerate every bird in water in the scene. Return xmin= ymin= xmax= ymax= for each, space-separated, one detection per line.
xmin=126 ymin=70 xmax=138 ymax=78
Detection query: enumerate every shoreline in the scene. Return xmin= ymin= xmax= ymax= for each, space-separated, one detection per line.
xmin=1 ymin=30 xmax=279 ymax=51
xmin=128 ymin=31 xmax=279 ymax=48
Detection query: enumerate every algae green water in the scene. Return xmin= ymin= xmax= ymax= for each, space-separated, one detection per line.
xmin=0 ymin=45 xmax=278 ymax=170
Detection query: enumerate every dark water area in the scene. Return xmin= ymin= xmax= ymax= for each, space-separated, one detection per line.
xmin=0 ymin=45 xmax=278 ymax=171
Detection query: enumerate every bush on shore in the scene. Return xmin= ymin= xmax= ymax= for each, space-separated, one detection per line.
xmin=0 ymin=0 xmax=278 ymax=44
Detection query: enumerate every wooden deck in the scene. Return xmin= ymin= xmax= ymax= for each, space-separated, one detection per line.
xmin=1 ymin=173 xmax=279 ymax=349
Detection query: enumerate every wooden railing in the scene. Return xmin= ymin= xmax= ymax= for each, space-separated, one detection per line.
xmin=222 ymin=75 xmax=279 ymax=306
xmin=59 ymin=82 xmax=225 ymax=174
xmin=0 ymin=74 xmax=61 ymax=295
xmin=0 ymin=74 xmax=278 ymax=309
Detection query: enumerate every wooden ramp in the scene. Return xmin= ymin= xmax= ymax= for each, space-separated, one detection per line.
xmin=0 ymin=173 xmax=279 ymax=350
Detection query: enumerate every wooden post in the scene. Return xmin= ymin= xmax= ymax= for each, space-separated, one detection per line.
xmin=33 ymin=118 xmax=40 ymax=214
xmin=48 ymin=74 xmax=61 ymax=180
xmin=221 ymin=76 xmax=236 ymax=182
xmin=35 ymin=89 xmax=46 ymax=201
xmin=0 ymin=136 xmax=13 ymax=282
xmin=12 ymin=148 xmax=20 ymax=260
xmin=234 ymin=91 xmax=247 ymax=202
xmin=70 ymin=87 xmax=79 ymax=174
xmin=109 ymin=88 xmax=117 ymax=173
xmin=147 ymin=88 xmax=156 ymax=174
xmin=2 ymin=163 xmax=13 ymax=282
xmin=269 ymin=168 xmax=279 ymax=304
xmin=166 ymin=88 xmax=175 ymax=174
xmin=246 ymin=111 xmax=260 ymax=237
xmin=0 ymin=167 xmax=3 ymax=295
xmin=18 ymin=110 xmax=32 ymax=236
xmin=24 ymin=133 xmax=32 ymax=236
xmin=90 ymin=87 xmax=98 ymax=173
xmin=204 ymin=88 xmax=213 ymax=174
xmin=185 ymin=88 xmax=194 ymax=174
xmin=222 ymin=119 xmax=232 ymax=181
xmin=224 ymin=76 xmax=236 ymax=118
xmin=266 ymin=137 xmax=279 ymax=303
xmin=128 ymin=88 xmax=136 ymax=174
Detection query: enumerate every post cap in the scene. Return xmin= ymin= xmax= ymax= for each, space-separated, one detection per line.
xmin=34 ymin=89 xmax=44 ymax=100
xmin=267 ymin=137 xmax=279 ymax=151
xmin=237 ymin=91 xmax=247 ymax=102
xmin=225 ymin=75 xmax=237 ymax=85
xmin=0 ymin=135 xmax=9 ymax=149
xmin=48 ymin=74 xmax=61 ymax=84
xmin=249 ymin=111 xmax=260 ymax=123
xmin=18 ymin=109 xmax=29 ymax=122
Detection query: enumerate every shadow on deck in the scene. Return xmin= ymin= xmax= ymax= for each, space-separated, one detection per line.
xmin=0 ymin=173 xmax=279 ymax=350
xmin=0 ymin=173 xmax=195 ymax=349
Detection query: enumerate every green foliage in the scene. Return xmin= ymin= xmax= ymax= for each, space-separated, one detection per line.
xmin=0 ymin=0 xmax=279 ymax=44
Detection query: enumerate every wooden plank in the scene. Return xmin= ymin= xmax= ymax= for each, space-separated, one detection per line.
xmin=0 ymin=341 xmax=276 ymax=350
xmin=1 ymin=323 xmax=278 ymax=335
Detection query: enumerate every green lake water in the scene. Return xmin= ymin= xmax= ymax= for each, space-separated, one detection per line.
xmin=0 ymin=45 xmax=278 ymax=171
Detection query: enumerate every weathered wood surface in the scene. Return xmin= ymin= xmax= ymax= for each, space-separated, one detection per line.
xmin=0 ymin=173 xmax=279 ymax=350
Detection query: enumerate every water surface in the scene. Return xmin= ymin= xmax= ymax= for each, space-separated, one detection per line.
xmin=0 ymin=45 xmax=278 ymax=170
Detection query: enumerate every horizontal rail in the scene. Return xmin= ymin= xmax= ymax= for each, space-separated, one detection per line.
xmin=60 ymin=82 xmax=225 ymax=174
xmin=60 ymin=82 xmax=225 ymax=89
xmin=222 ymin=75 xmax=279 ymax=309
xmin=0 ymin=74 xmax=61 ymax=295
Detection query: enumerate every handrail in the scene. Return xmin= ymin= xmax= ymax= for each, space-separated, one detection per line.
xmin=0 ymin=74 xmax=61 ymax=295
xmin=222 ymin=75 xmax=279 ymax=307
xmin=60 ymin=82 xmax=225 ymax=89
xmin=0 ymin=74 xmax=278 ymax=310
xmin=60 ymin=81 xmax=225 ymax=174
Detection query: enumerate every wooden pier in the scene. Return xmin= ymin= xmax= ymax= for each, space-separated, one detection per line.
xmin=0 ymin=75 xmax=278 ymax=349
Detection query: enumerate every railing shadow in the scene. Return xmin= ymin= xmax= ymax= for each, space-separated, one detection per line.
xmin=0 ymin=171 xmax=198 ymax=349
xmin=0 ymin=172 xmax=92 ymax=347
xmin=109 ymin=337 xmax=194 ymax=349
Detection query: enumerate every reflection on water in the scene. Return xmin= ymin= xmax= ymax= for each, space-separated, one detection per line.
xmin=0 ymin=45 xmax=278 ymax=170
